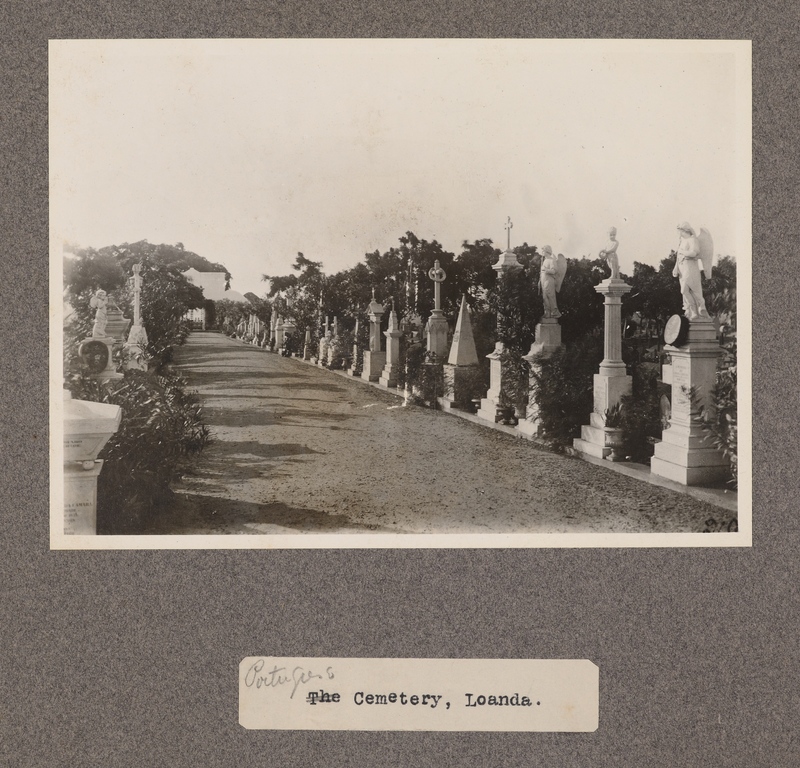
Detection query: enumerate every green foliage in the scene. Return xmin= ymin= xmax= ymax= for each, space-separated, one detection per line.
xmin=529 ymin=334 xmax=604 ymax=451
xmin=400 ymin=344 xmax=445 ymax=406
xmin=556 ymin=256 xmax=608 ymax=344
xmin=619 ymin=364 xmax=663 ymax=462
xmin=695 ymin=336 xmax=738 ymax=487
xmin=64 ymin=247 xmax=208 ymax=371
xmin=488 ymin=263 xmax=540 ymax=356
xmin=64 ymin=371 xmax=210 ymax=533
xmin=625 ymin=258 xmax=683 ymax=339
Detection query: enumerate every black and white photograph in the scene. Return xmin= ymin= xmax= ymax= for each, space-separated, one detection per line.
xmin=51 ymin=38 xmax=751 ymax=547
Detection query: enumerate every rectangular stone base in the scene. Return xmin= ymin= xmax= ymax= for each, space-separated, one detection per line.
xmin=64 ymin=460 xmax=103 ymax=535
xmin=573 ymin=436 xmax=611 ymax=460
xmin=592 ymin=373 xmax=632 ymax=416
xmin=361 ymin=351 xmax=386 ymax=382
xmin=379 ymin=363 xmax=399 ymax=388
xmin=573 ymin=417 xmax=621 ymax=460
xmin=476 ymin=396 xmax=501 ymax=423
xmin=516 ymin=418 xmax=543 ymax=437
xmin=650 ymin=454 xmax=730 ymax=486
xmin=650 ymin=433 xmax=730 ymax=486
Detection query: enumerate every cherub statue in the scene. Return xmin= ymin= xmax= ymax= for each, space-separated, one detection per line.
xmin=539 ymin=246 xmax=568 ymax=318
xmin=599 ymin=226 xmax=620 ymax=279
xmin=673 ymin=222 xmax=713 ymax=321
xmin=90 ymin=290 xmax=109 ymax=338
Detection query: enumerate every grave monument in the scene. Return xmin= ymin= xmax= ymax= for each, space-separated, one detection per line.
xmin=519 ymin=248 xmax=568 ymax=436
xmin=477 ymin=216 xmax=522 ymax=422
xmin=650 ymin=223 xmax=729 ymax=484
xmin=379 ymin=301 xmax=402 ymax=388
xmin=442 ymin=294 xmax=480 ymax=409
xmin=573 ymin=237 xmax=633 ymax=459
xmin=425 ymin=260 xmax=449 ymax=360
xmin=361 ymin=291 xmax=386 ymax=382
xmin=63 ymin=391 xmax=122 ymax=534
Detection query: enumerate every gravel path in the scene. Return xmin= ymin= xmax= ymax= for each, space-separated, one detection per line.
xmin=146 ymin=332 xmax=732 ymax=535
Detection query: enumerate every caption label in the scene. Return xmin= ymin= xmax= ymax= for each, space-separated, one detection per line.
xmin=239 ymin=657 xmax=598 ymax=731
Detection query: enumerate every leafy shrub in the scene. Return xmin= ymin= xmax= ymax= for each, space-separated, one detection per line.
xmin=695 ymin=337 xmax=737 ymax=487
xmin=530 ymin=333 xmax=603 ymax=451
xmin=619 ymin=364 xmax=663 ymax=462
xmin=65 ymin=370 xmax=210 ymax=533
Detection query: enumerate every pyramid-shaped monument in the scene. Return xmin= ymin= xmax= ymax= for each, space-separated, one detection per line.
xmin=447 ymin=294 xmax=479 ymax=366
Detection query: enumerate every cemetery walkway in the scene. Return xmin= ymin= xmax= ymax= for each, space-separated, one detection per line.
xmin=146 ymin=331 xmax=735 ymax=535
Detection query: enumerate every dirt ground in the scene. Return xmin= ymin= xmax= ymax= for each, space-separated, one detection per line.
xmin=143 ymin=331 xmax=735 ymax=535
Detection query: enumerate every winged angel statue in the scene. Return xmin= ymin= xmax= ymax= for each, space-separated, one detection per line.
xmin=539 ymin=245 xmax=568 ymax=318
xmin=673 ymin=222 xmax=713 ymax=321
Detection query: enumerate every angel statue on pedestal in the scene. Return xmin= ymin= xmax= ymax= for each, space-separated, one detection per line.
xmin=673 ymin=222 xmax=713 ymax=321
xmin=539 ymin=245 xmax=568 ymax=318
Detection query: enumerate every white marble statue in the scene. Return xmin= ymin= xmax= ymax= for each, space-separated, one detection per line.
xmin=673 ymin=222 xmax=713 ymax=321
xmin=90 ymin=290 xmax=109 ymax=338
xmin=539 ymin=246 xmax=568 ymax=318
xmin=599 ymin=227 xmax=620 ymax=279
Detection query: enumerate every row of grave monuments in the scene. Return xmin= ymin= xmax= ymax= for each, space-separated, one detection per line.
xmin=293 ymin=224 xmax=730 ymax=487
xmin=64 ymin=264 xmax=151 ymax=534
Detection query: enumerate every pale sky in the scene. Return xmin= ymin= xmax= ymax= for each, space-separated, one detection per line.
xmin=50 ymin=39 xmax=751 ymax=297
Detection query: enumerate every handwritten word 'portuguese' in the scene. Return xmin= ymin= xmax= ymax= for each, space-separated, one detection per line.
xmin=243 ymin=659 xmax=334 ymax=699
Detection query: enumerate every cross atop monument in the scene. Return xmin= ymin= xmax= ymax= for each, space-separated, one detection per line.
xmin=428 ymin=259 xmax=447 ymax=312
xmin=505 ymin=216 xmax=513 ymax=250
xmin=132 ymin=263 xmax=142 ymax=326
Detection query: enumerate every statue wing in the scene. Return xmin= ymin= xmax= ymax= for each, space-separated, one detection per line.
xmin=698 ymin=228 xmax=714 ymax=275
xmin=555 ymin=254 xmax=568 ymax=292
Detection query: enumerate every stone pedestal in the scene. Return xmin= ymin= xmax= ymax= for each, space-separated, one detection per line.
xmin=64 ymin=461 xmax=103 ymax=534
xmin=651 ymin=319 xmax=729 ymax=485
xmin=574 ymin=278 xmax=632 ymax=459
xmin=426 ymin=310 xmax=449 ymax=361
xmin=63 ymin=393 xmax=122 ymax=535
xmin=380 ymin=309 xmax=402 ymax=388
xmin=361 ymin=351 xmax=386 ymax=382
xmin=476 ymin=344 xmax=508 ymax=422
xmin=275 ymin=317 xmax=285 ymax=350
xmin=518 ymin=319 xmax=563 ymax=437
xmin=361 ymin=294 xmax=385 ymax=381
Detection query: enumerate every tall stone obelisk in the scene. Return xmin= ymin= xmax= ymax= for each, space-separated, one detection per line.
xmin=442 ymin=294 xmax=480 ymax=409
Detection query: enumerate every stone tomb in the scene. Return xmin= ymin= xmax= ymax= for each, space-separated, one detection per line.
xmin=63 ymin=392 xmax=122 ymax=535
xmin=650 ymin=319 xmax=729 ymax=485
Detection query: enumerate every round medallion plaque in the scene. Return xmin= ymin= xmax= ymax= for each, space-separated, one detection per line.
xmin=79 ymin=339 xmax=110 ymax=374
xmin=663 ymin=314 xmax=690 ymax=347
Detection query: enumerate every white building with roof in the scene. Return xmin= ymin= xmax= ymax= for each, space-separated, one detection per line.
xmin=182 ymin=268 xmax=249 ymax=328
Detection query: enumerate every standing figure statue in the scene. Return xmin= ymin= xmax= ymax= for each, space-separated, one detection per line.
xmin=90 ymin=290 xmax=109 ymax=338
xmin=673 ymin=222 xmax=713 ymax=321
xmin=539 ymin=246 xmax=568 ymax=318
xmin=599 ymin=226 xmax=620 ymax=279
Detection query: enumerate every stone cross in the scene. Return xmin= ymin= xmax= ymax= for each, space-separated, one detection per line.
xmin=505 ymin=216 xmax=513 ymax=250
xmin=428 ymin=260 xmax=446 ymax=312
